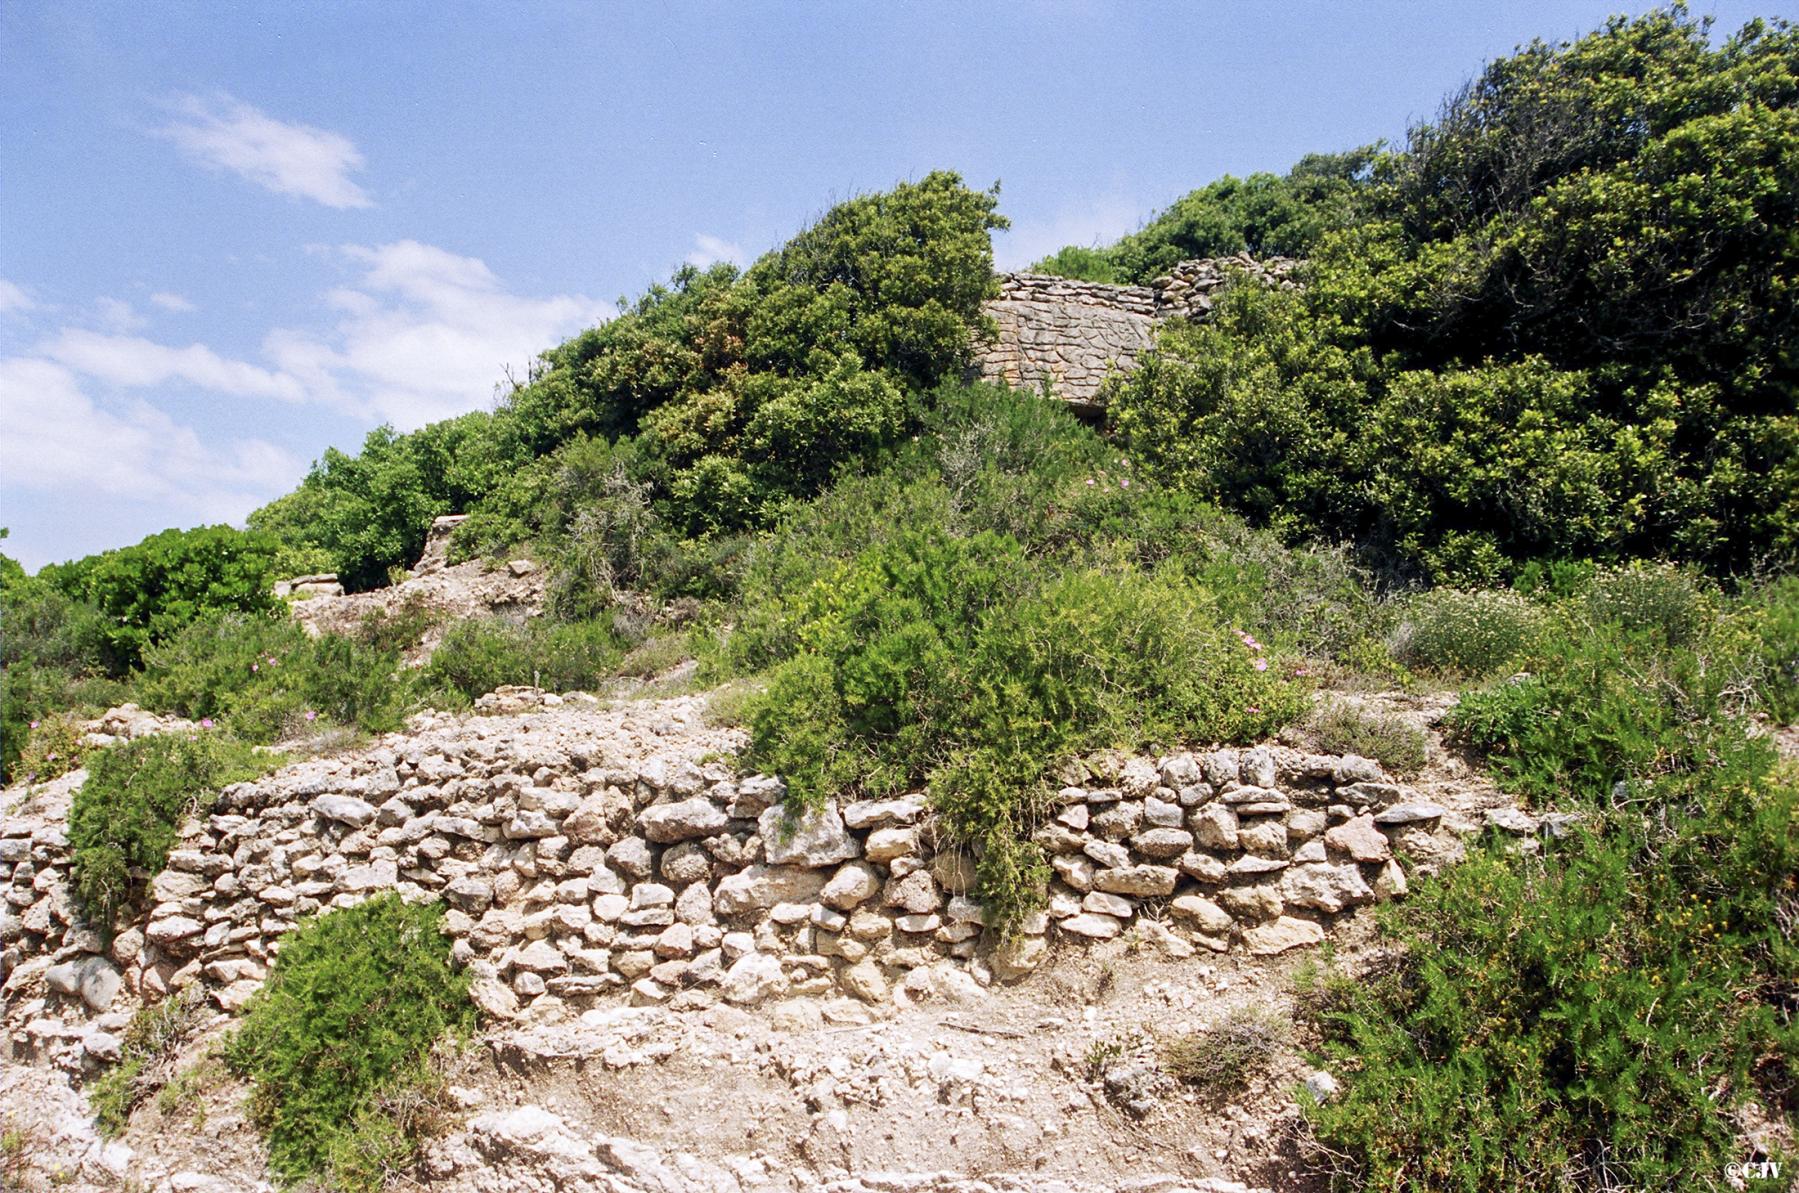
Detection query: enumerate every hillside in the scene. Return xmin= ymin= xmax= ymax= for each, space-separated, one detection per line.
xmin=3 ymin=8 xmax=1798 ymax=1192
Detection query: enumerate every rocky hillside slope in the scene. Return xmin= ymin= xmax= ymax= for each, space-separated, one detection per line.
xmin=1 ymin=680 xmax=1527 ymax=1193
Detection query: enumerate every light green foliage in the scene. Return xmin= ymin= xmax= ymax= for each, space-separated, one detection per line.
xmin=43 ymin=525 xmax=281 ymax=669
xmin=1743 ymin=573 xmax=1799 ymax=722
xmin=224 ymin=895 xmax=472 ymax=1189
xmin=416 ymin=617 xmax=622 ymax=706
xmin=1392 ymin=588 xmax=1547 ymax=677
xmin=1304 ymin=563 xmax=1799 ymax=1189
xmin=68 ymin=732 xmax=273 ymax=924
xmin=745 ymin=524 xmax=1303 ymax=923
xmin=136 ymin=613 xmax=407 ymax=743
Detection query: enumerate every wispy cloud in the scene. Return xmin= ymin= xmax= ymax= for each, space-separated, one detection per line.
xmin=0 ymin=279 xmax=34 ymax=314
xmin=684 ymin=232 xmax=746 ymax=270
xmin=40 ymin=328 xmax=307 ymax=402
xmin=149 ymin=291 xmax=196 ymax=313
xmin=94 ymin=297 xmax=147 ymax=334
xmin=156 ymin=93 xmax=373 ymax=209
xmin=0 ymin=356 xmax=301 ymax=510
xmin=265 ymin=240 xmax=612 ymax=428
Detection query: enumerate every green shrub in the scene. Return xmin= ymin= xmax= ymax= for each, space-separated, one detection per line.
xmin=1579 ymin=561 xmax=1714 ymax=648
xmin=1304 ymin=766 xmax=1798 ymax=1191
xmin=1744 ymin=573 xmax=1799 ymax=723
xmin=224 ymin=895 xmax=472 ymax=1188
xmin=1392 ymin=588 xmax=1546 ymax=677
xmin=1303 ymin=698 xmax=1428 ymax=776
xmin=68 ymin=732 xmax=273 ymax=923
xmin=417 ymin=617 xmax=622 ymax=706
xmin=1448 ymin=611 xmax=1756 ymax=806
xmin=745 ymin=528 xmax=1303 ymax=922
xmin=135 ymin=613 xmax=407 ymax=743
xmin=1159 ymin=1005 xmax=1289 ymax=1096
xmin=14 ymin=710 xmax=89 ymax=785
xmin=43 ymin=525 xmax=281 ymax=668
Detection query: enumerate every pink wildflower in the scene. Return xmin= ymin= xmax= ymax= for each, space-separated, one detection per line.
xmin=1246 ymin=706 xmax=1261 ymax=715
xmin=1086 ymin=478 xmax=1095 ymax=486
xmin=200 ymin=718 xmax=214 ymax=729
xmin=46 ymin=752 xmax=57 ymax=761
xmin=252 ymin=663 xmax=259 ymax=672
xmin=1119 ymin=477 xmax=1130 ymax=488
xmin=29 ymin=720 xmax=39 ymax=730
xmin=305 ymin=710 xmax=318 ymax=722
xmin=1253 ymin=658 xmax=1269 ymax=671
xmin=1293 ymin=667 xmax=1310 ymax=677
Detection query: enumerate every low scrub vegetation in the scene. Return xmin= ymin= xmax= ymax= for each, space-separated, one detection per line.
xmin=89 ymin=989 xmax=205 ymax=1137
xmin=68 ymin=732 xmax=274 ymax=924
xmin=224 ymin=895 xmax=472 ymax=1191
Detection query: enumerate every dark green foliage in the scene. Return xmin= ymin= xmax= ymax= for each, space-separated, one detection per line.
xmin=1100 ymin=10 xmax=1799 ymax=582
xmin=43 ymin=525 xmax=280 ymax=669
xmin=1 ymin=561 xmax=127 ymax=780
xmin=1303 ymin=766 xmax=1798 ymax=1191
xmin=1033 ymin=149 xmax=1378 ymax=283
xmin=1307 ymin=585 xmax=1798 ymax=1189
xmin=416 ymin=617 xmax=622 ymax=706
xmin=69 ymin=732 xmax=272 ymax=924
xmin=136 ymin=613 xmax=407 ymax=743
xmin=224 ymin=896 xmax=472 ymax=1188
xmin=248 ymin=173 xmax=1007 ymax=581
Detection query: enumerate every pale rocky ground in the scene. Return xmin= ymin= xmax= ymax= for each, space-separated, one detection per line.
xmin=288 ymin=515 xmax=548 ymax=664
xmin=0 ymin=678 xmax=1534 ymax=1193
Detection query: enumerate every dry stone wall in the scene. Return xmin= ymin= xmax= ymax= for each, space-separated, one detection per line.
xmin=2 ymin=690 xmax=1515 ymax=1064
xmin=973 ymin=254 xmax=1301 ymax=410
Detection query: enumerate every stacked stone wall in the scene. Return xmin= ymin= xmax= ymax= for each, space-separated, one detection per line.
xmin=2 ymin=693 xmax=1506 ymax=1057
xmin=972 ymin=253 xmax=1302 ymax=410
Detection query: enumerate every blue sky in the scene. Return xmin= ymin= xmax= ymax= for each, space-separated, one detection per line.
xmin=3 ymin=0 xmax=1792 ymax=570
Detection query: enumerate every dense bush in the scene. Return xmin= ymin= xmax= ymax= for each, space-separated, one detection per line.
xmin=1306 ymin=580 xmax=1798 ymax=1188
xmin=1303 ymin=760 xmax=1798 ymax=1190
xmin=43 ymin=525 xmax=281 ymax=668
xmin=1744 ymin=574 xmax=1799 ymax=723
xmin=68 ymin=731 xmax=272 ymax=924
xmin=744 ymin=524 xmax=1303 ymax=923
xmin=249 ymin=173 xmax=1007 ymax=587
xmin=1 ymin=549 xmax=126 ymax=783
xmin=1095 ymin=10 xmax=1799 ymax=583
xmin=136 ymin=613 xmax=408 ymax=743
xmin=225 ymin=895 xmax=472 ymax=1189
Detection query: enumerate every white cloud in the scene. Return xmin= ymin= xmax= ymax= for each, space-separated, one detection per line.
xmin=94 ymin=297 xmax=147 ymax=334
xmin=40 ymin=328 xmax=307 ymax=402
xmin=157 ymin=93 xmax=373 ymax=209
xmin=0 ymin=356 xmax=302 ymax=512
xmin=265 ymin=240 xmax=612 ymax=428
xmin=992 ymin=191 xmax=1145 ymax=273
xmin=0 ymin=279 xmax=33 ymax=314
xmin=684 ymin=233 xmax=746 ymax=270
xmin=149 ymin=291 xmax=196 ymax=313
